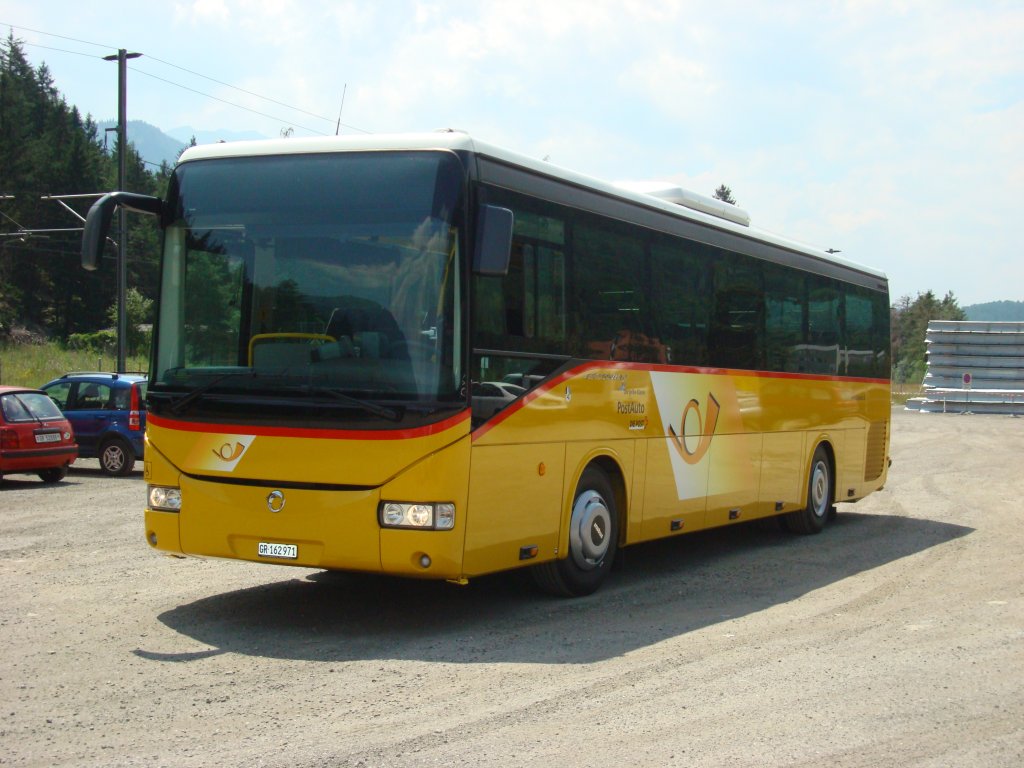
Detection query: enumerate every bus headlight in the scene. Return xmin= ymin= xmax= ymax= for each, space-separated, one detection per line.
xmin=379 ymin=502 xmax=455 ymax=530
xmin=148 ymin=485 xmax=182 ymax=512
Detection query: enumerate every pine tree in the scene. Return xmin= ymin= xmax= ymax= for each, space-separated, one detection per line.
xmin=712 ymin=184 xmax=736 ymax=205
xmin=0 ymin=33 xmax=161 ymax=341
xmin=891 ymin=290 xmax=967 ymax=384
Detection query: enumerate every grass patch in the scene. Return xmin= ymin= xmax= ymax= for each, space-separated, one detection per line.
xmin=0 ymin=341 xmax=147 ymax=387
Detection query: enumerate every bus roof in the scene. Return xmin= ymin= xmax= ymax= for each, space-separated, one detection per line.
xmin=178 ymin=130 xmax=887 ymax=282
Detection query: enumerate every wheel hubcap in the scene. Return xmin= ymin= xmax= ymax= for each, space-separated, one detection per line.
xmin=569 ymin=489 xmax=611 ymax=570
xmin=810 ymin=460 xmax=829 ymax=517
xmin=103 ymin=446 xmax=124 ymax=472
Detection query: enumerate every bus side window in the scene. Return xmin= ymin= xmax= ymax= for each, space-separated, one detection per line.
xmin=710 ymin=251 xmax=764 ymax=370
xmin=765 ymin=262 xmax=806 ymax=373
xmin=845 ymin=286 xmax=879 ymax=377
xmin=471 ymin=197 xmax=566 ymax=357
xmin=806 ymin=275 xmax=841 ymax=375
xmin=573 ymin=219 xmax=659 ymax=362
xmin=650 ymin=237 xmax=710 ymax=366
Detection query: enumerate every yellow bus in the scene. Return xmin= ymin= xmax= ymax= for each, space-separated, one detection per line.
xmin=82 ymin=131 xmax=890 ymax=596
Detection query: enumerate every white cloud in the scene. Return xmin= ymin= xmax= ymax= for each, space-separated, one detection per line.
xmin=619 ymin=52 xmax=719 ymax=122
xmin=5 ymin=0 xmax=1021 ymax=303
xmin=173 ymin=0 xmax=230 ymax=25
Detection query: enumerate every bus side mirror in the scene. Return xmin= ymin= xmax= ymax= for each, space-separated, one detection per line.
xmin=81 ymin=191 xmax=163 ymax=271
xmin=472 ymin=204 xmax=513 ymax=277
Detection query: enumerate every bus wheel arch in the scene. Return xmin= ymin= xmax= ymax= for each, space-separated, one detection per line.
xmin=531 ymin=459 xmax=623 ymax=597
xmin=785 ymin=440 xmax=835 ymax=535
xmin=587 ymin=455 xmax=627 ymax=537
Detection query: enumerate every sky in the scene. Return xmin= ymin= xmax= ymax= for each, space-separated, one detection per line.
xmin=2 ymin=0 xmax=1022 ymax=307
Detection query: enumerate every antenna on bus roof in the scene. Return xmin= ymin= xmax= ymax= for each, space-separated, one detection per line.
xmin=335 ymin=84 xmax=347 ymax=136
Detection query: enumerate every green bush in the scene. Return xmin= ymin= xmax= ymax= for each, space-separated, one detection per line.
xmin=68 ymin=330 xmax=117 ymax=353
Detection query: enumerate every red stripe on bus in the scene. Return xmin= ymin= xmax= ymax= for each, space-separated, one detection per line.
xmin=471 ymin=361 xmax=889 ymax=442
xmin=148 ymin=410 xmax=471 ymax=440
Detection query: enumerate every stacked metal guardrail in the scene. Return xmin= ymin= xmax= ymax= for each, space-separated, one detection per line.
xmin=906 ymin=320 xmax=1024 ymax=415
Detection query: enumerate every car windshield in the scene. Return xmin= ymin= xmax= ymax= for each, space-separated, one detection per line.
xmin=1 ymin=392 xmax=64 ymax=422
xmin=152 ymin=150 xmax=465 ymax=413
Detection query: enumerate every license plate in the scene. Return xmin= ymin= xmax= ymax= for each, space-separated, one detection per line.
xmin=35 ymin=432 xmax=61 ymax=443
xmin=258 ymin=542 xmax=297 ymax=559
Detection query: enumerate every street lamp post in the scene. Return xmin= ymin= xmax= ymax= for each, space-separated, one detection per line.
xmin=103 ymin=48 xmax=142 ymax=373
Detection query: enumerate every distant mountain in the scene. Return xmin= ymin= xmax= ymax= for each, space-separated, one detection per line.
xmin=96 ymin=121 xmax=268 ymax=168
xmin=167 ymin=126 xmax=266 ymax=146
xmin=97 ymin=119 xmax=186 ymax=168
xmin=963 ymin=300 xmax=1024 ymax=321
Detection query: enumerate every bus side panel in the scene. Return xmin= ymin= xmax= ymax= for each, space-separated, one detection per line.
xmin=705 ymin=432 xmax=763 ymax=527
xmin=626 ymin=438 xmax=648 ymax=543
xmin=838 ymin=426 xmax=867 ymax=501
xmin=759 ymin=431 xmax=807 ymax=514
xmin=642 ymin=369 xmax=754 ymax=539
xmin=639 ymin=434 xmax=709 ymax=541
xmin=462 ymin=442 xmax=566 ymax=576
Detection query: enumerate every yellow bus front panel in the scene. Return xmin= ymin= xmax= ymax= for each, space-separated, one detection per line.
xmin=178 ymin=476 xmax=381 ymax=570
xmin=144 ymin=414 xmax=473 ymax=577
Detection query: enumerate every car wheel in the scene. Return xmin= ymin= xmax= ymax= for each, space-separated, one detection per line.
xmin=38 ymin=466 xmax=68 ymax=483
xmin=532 ymin=466 xmax=619 ymax=597
xmin=99 ymin=437 xmax=135 ymax=477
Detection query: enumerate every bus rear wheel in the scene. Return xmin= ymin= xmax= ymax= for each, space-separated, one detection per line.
xmin=785 ymin=445 xmax=833 ymax=534
xmin=532 ymin=466 xmax=618 ymax=597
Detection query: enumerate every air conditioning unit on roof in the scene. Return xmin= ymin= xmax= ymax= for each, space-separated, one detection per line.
xmin=614 ymin=181 xmax=751 ymax=227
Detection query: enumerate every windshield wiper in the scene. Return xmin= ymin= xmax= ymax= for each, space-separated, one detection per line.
xmin=166 ymin=370 xmax=256 ymax=414
xmin=12 ymin=394 xmax=51 ymax=425
xmin=161 ymin=371 xmax=402 ymax=422
xmin=300 ymin=386 xmax=401 ymax=422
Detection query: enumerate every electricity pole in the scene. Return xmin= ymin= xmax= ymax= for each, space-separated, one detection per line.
xmin=103 ymin=48 xmax=142 ymax=372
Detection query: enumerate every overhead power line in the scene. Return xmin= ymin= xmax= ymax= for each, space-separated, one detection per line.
xmin=144 ymin=53 xmax=337 ymax=128
xmin=0 ymin=21 xmax=112 ymax=50
xmin=2 ymin=21 xmax=371 ymax=135
xmin=130 ymin=68 xmax=330 ymax=137
xmin=20 ymin=41 xmax=101 ymax=60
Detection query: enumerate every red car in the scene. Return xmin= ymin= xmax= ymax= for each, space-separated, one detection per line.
xmin=0 ymin=385 xmax=78 ymax=483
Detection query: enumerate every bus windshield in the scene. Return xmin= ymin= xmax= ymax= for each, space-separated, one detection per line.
xmin=151 ymin=150 xmax=465 ymax=417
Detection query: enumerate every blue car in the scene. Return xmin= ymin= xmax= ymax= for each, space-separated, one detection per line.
xmin=40 ymin=372 xmax=147 ymax=476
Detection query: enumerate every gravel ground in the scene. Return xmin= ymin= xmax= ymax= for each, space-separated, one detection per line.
xmin=1 ymin=407 xmax=1022 ymax=767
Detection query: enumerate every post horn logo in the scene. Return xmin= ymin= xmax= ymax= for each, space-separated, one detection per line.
xmin=668 ymin=393 xmax=721 ymax=465
xmin=213 ymin=442 xmax=246 ymax=462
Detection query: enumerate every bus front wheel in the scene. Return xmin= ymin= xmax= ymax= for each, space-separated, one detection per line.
xmin=532 ymin=466 xmax=619 ymax=597
xmin=785 ymin=445 xmax=833 ymax=535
